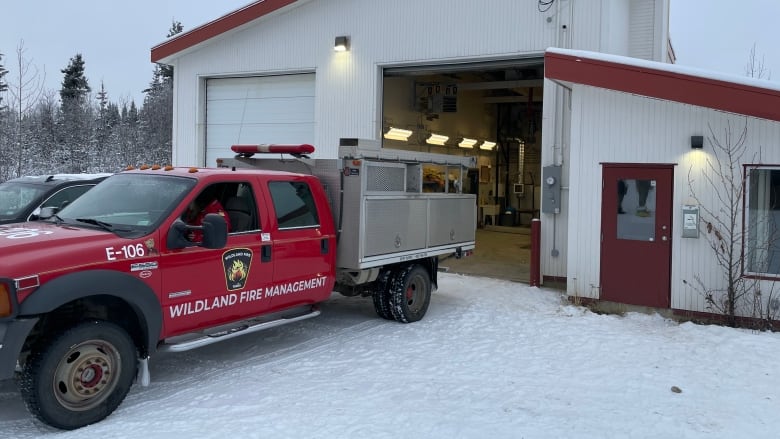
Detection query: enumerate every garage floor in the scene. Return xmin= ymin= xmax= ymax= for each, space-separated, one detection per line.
xmin=440 ymin=226 xmax=532 ymax=283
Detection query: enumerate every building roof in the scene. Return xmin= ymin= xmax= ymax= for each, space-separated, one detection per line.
xmin=544 ymin=48 xmax=780 ymax=123
xmin=151 ymin=0 xmax=299 ymax=63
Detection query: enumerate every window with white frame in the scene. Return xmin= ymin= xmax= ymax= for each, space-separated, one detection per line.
xmin=747 ymin=168 xmax=780 ymax=275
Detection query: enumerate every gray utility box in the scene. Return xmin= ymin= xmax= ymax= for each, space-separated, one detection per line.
xmin=217 ymin=139 xmax=477 ymax=271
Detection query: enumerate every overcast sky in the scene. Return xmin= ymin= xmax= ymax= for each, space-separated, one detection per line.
xmin=1 ymin=0 xmax=778 ymax=105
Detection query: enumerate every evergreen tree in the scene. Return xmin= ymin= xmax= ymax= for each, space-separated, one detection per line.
xmin=0 ymin=52 xmax=9 ymax=180
xmin=60 ymin=53 xmax=90 ymax=103
xmin=0 ymin=52 xmax=8 ymax=110
xmin=58 ymin=53 xmax=92 ymax=172
xmin=138 ymin=20 xmax=182 ymax=166
xmin=159 ymin=20 xmax=182 ymax=80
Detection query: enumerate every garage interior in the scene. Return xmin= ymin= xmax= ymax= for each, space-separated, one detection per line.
xmin=381 ymin=59 xmax=544 ymax=283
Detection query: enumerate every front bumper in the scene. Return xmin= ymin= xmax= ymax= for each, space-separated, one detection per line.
xmin=0 ymin=317 xmax=39 ymax=381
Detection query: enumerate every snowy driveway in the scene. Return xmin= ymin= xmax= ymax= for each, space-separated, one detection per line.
xmin=1 ymin=273 xmax=779 ymax=438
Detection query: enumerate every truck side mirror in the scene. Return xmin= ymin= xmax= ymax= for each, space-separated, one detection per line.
xmin=166 ymin=215 xmax=228 ymax=250
xmin=201 ymin=213 xmax=228 ymax=249
xmin=36 ymin=206 xmax=59 ymax=220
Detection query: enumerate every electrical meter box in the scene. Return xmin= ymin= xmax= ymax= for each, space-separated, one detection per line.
xmin=541 ymin=165 xmax=562 ymax=214
xmin=682 ymin=205 xmax=699 ymax=238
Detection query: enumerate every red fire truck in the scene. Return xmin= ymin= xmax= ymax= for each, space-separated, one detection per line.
xmin=0 ymin=140 xmax=476 ymax=429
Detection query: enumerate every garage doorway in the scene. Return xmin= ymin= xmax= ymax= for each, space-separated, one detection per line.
xmin=381 ymin=58 xmax=544 ymax=282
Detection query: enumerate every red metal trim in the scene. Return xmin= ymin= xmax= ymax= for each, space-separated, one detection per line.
xmin=544 ymin=51 xmax=780 ymax=123
xmin=530 ymin=219 xmax=541 ymax=287
xmin=151 ymin=0 xmax=298 ymax=62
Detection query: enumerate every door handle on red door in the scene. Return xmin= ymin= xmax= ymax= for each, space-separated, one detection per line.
xmin=662 ymin=236 xmax=668 ymax=241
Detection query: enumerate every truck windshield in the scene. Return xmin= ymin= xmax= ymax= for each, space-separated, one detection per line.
xmin=0 ymin=182 xmax=45 ymax=220
xmin=57 ymin=173 xmax=196 ymax=235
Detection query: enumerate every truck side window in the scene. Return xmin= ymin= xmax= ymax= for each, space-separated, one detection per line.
xmin=268 ymin=181 xmax=319 ymax=229
xmin=224 ymin=183 xmax=258 ymax=233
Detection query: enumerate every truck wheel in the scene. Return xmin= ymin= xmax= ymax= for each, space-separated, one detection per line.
xmin=19 ymin=321 xmax=137 ymax=430
xmin=389 ymin=265 xmax=431 ymax=323
xmin=372 ymin=270 xmax=394 ymax=320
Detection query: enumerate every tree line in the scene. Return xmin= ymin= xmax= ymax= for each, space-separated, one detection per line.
xmin=0 ymin=22 xmax=183 ymax=183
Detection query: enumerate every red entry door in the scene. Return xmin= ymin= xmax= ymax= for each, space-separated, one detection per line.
xmin=600 ymin=165 xmax=673 ymax=308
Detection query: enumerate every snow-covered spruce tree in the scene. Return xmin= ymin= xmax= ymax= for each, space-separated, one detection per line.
xmin=0 ymin=52 xmax=8 ymax=110
xmin=118 ymin=101 xmax=141 ymax=167
xmin=685 ymin=119 xmax=778 ymax=329
xmin=0 ymin=51 xmax=9 ymax=181
xmin=138 ymin=20 xmax=181 ymax=167
xmin=58 ymin=53 xmax=92 ymax=173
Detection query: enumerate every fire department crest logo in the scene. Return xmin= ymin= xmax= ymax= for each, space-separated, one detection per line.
xmin=222 ymin=248 xmax=252 ymax=291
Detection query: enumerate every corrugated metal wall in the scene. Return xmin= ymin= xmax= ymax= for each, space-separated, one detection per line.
xmin=629 ymin=0 xmax=655 ymax=60
xmin=565 ymin=85 xmax=780 ymax=315
xmin=165 ymin=0 xmax=673 ymax=297
xmin=167 ymin=0 xmax=667 ymax=166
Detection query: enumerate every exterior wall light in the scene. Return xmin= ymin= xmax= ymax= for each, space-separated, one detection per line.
xmin=334 ymin=36 xmax=350 ymax=52
xmin=691 ymin=135 xmax=703 ymax=149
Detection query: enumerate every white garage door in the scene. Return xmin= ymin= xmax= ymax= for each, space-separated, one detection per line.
xmin=205 ymin=74 xmax=315 ymax=166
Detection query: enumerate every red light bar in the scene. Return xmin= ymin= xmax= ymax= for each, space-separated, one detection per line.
xmin=231 ymin=144 xmax=315 ymax=155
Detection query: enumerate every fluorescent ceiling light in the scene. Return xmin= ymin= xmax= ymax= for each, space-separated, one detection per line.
xmin=458 ymin=137 xmax=477 ymax=148
xmin=426 ymin=133 xmax=449 ymax=146
xmin=384 ymin=127 xmax=413 ymax=141
xmin=480 ymin=141 xmax=496 ymax=150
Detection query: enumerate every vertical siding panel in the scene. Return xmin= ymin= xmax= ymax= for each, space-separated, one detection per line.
xmin=170 ymin=0 xmax=645 ymax=164
xmin=565 ymin=85 xmax=780 ymax=315
xmin=629 ymin=0 xmax=655 ymax=60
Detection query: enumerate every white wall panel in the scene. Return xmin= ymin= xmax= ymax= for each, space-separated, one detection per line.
xmin=629 ymin=0 xmax=655 ymax=60
xmin=167 ymin=0 xmax=668 ymax=165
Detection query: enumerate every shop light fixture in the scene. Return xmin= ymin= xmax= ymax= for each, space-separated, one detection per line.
xmin=479 ymin=140 xmax=496 ymax=150
xmin=426 ymin=133 xmax=449 ymax=146
xmin=458 ymin=137 xmax=477 ymax=148
xmin=334 ymin=35 xmax=350 ymax=52
xmin=384 ymin=127 xmax=413 ymax=141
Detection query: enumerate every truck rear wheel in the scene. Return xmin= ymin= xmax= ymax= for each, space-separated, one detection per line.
xmin=372 ymin=270 xmax=395 ymax=320
xmin=19 ymin=321 xmax=137 ymax=430
xmin=389 ymin=265 xmax=431 ymax=323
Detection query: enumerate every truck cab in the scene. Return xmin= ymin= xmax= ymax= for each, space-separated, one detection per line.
xmin=0 ymin=166 xmax=336 ymax=429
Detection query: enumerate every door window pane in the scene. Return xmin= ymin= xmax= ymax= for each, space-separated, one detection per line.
xmin=617 ymin=179 xmax=656 ymax=241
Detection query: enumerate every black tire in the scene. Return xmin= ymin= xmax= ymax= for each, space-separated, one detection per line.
xmin=389 ymin=265 xmax=431 ymax=323
xmin=372 ymin=270 xmax=394 ymax=320
xmin=19 ymin=321 xmax=138 ymax=430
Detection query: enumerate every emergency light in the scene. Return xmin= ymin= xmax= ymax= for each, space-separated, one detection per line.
xmin=231 ymin=144 xmax=315 ymax=157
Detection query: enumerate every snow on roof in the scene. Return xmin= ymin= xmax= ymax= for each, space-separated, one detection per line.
xmin=546 ymin=47 xmax=780 ymax=94
xmin=545 ymin=47 xmax=780 ymax=123
xmin=151 ymin=0 xmax=299 ymax=63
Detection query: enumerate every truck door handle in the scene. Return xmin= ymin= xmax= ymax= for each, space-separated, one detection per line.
xmin=261 ymin=245 xmax=272 ymax=262
xmin=321 ymin=238 xmax=329 ymax=254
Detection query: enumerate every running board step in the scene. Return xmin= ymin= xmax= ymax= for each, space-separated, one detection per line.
xmin=158 ymin=306 xmax=321 ymax=353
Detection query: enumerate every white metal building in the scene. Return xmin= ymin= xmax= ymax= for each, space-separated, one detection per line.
xmin=154 ymin=1 xmax=780 ymax=317
xmin=545 ymin=48 xmax=780 ymax=319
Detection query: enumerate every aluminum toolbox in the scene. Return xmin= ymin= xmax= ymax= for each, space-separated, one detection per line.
xmin=217 ymin=138 xmax=477 ymax=270
xmin=337 ymin=139 xmax=476 ymax=270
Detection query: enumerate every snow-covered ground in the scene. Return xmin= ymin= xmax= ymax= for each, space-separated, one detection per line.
xmin=1 ymin=273 xmax=779 ymax=438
